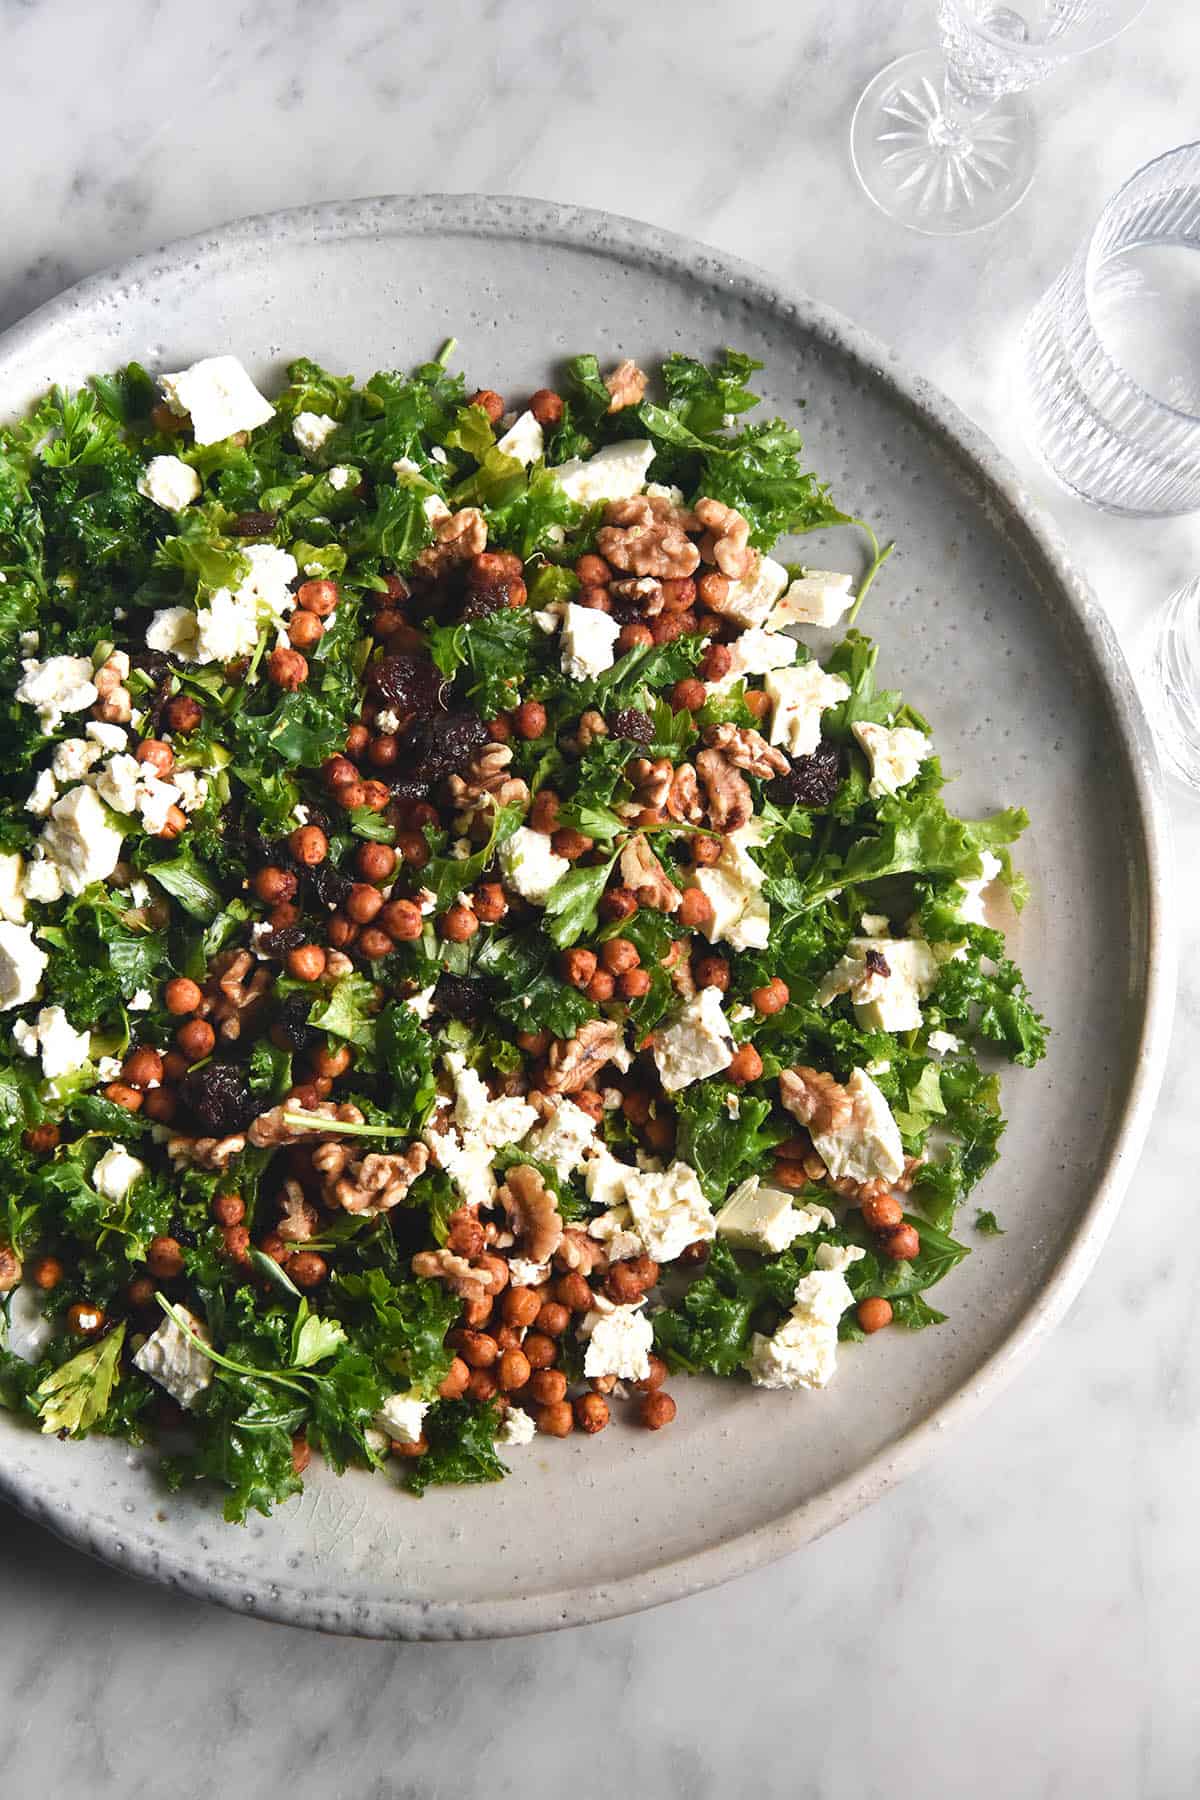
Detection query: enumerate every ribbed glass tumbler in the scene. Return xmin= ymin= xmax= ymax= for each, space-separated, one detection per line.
xmin=1019 ymin=142 xmax=1200 ymax=515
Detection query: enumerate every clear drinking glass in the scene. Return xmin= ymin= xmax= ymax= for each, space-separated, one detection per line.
xmin=1018 ymin=142 xmax=1200 ymax=514
xmin=850 ymin=0 xmax=1148 ymax=237
xmin=1141 ymin=575 xmax=1200 ymax=791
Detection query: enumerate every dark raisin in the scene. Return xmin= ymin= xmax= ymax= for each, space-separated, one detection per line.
xmin=396 ymin=712 xmax=488 ymax=785
xmin=264 ymin=924 xmax=307 ymax=955
xmin=305 ymin=859 xmax=353 ymax=911
xmin=606 ymin=591 xmax=646 ymax=626
xmin=432 ymin=973 xmax=486 ymax=1022
xmin=863 ymin=948 xmax=891 ymax=978
xmin=180 ymin=1063 xmax=257 ymax=1136
xmin=168 ymin=1219 xmax=198 ymax=1249
xmin=368 ymin=652 xmax=447 ymax=718
xmin=768 ymin=740 xmax=842 ymax=809
xmin=608 ymin=707 xmax=654 ymax=744
xmin=459 ymin=587 xmax=506 ymax=622
xmin=230 ymin=510 xmax=278 ymax=537
xmin=272 ymin=992 xmax=317 ymax=1052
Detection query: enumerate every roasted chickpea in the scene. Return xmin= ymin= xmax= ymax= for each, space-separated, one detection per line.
xmin=146 ymin=1235 xmax=185 ymax=1279
xmin=497 ymin=1348 xmax=532 ymax=1392
xmin=554 ymin=1271 xmax=593 ymax=1313
xmin=296 ymin=578 xmax=339 ymax=617
xmin=728 ymin=1044 xmax=764 ymax=1085
xmin=466 ymin=1368 xmax=499 ymax=1404
xmin=670 ymin=678 xmax=707 ymax=713
xmin=472 ymin=882 xmax=508 ymax=924
xmin=574 ymin=1393 xmax=609 ymax=1434
xmin=142 ymin=1088 xmax=178 ymax=1124
xmin=311 ymin=1041 xmax=352 ymax=1081
xmin=366 ymin=733 xmax=398 ymax=769
xmin=744 ymin=689 xmax=771 ymax=722
xmin=857 ymin=1297 xmax=894 ymax=1334
xmin=752 ymin=977 xmax=790 ymax=1016
xmin=600 ymin=886 xmax=638 ymax=923
xmin=690 ymin=835 xmax=723 ymax=868
xmin=502 ymin=1285 xmax=543 ymax=1329
xmin=323 ymin=753 xmax=358 ymax=791
xmin=29 ymin=1254 xmax=62 ymax=1291
xmin=618 ymin=623 xmax=655 ymax=652
xmin=438 ymin=1356 xmax=471 ymax=1399
xmin=355 ymin=840 xmax=396 ymax=882
xmin=165 ymin=694 xmax=202 ymax=733
xmin=344 ymin=723 xmax=370 ymax=757
xmin=516 ymin=1027 xmax=550 ymax=1056
xmin=692 ymin=953 xmax=730 ymax=991
xmin=486 ymin=715 xmax=512 ymax=742
xmin=122 ymin=1046 xmax=163 ymax=1089
xmin=861 ymin=1191 xmax=904 ymax=1231
xmin=512 ymin=699 xmax=547 ymax=741
xmin=175 ymin=1019 xmax=216 ymax=1062
xmin=164 ymin=976 xmax=203 ymax=1015
xmin=599 ymin=938 xmax=638 ymax=976
xmin=677 ymin=887 xmax=713 ymax=929
xmin=67 ymin=1302 xmax=105 ymax=1338
xmin=698 ymin=642 xmax=733 ymax=683
xmin=697 ymin=571 xmax=730 ymax=608
xmin=642 ymin=1113 xmax=675 ymax=1153
xmin=286 ymin=944 xmax=327 ymax=982
xmin=534 ymin=1301 xmax=570 ymax=1338
xmin=253 ymin=866 xmax=297 ymax=905
xmin=357 ymin=927 xmax=396 ymax=961
xmin=287 ymin=609 xmax=324 ymax=650
xmin=621 ymin=1089 xmax=652 ymax=1126
xmin=379 ymin=899 xmax=424 ymax=941
xmin=633 ymin=1354 xmax=668 ymax=1394
xmin=523 ymin=1331 xmax=557 ymax=1370
xmin=528 ymin=1368 xmax=567 ymax=1406
xmin=291 ymin=1435 xmax=312 ymax=1476
xmin=562 ymin=947 xmax=598 ymax=990
xmin=551 ymin=827 xmax=593 ymax=862
xmin=212 ymin=1191 xmax=245 ymax=1227
xmin=267 ymin=646 xmax=308 ymax=690
xmin=638 ymin=1391 xmax=677 ymax=1430
xmin=221 ymin=1224 xmax=251 ymax=1264
xmin=22 ymin=1122 xmax=60 ymax=1154
xmin=289 ymin=824 xmax=328 ymax=866
xmin=537 ymin=1400 xmax=574 ymax=1438
xmin=605 ymin=1261 xmax=648 ymax=1304
xmin=878 ymin=1223 xmax=920 ymax=1262
xmin=360 ymin=780 xmax=392 ymax=813
xmin=288 ymin=1251 xmax=328 ymax=1288
xmin=269 ymin=901 xmax=301 ymax=930
xmin=344 ymin=883 xmax=384 ymax=925
xmin=136 ymin=738 xmax=175 ymax=778
xmin=529 ymin=388 xmax=564 ymax=426
xmin=469 ymin=388 xmax=505 ymax=423
xmin=104 ymin=1082 xmax=144 ymax=1112
xmin=575 ymin=552 xmax=611 ymax=587
xmin=618 ymin=967 xmax=651 ymax=1000
xmin=439 ymin=904 xmax=478 ymax=943
xmin=585 ymin=969 xmax=615 ymax=1003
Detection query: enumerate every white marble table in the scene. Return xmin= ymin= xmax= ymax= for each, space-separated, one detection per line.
xmin=4 ymin=1 xmax=1198 ymax=1792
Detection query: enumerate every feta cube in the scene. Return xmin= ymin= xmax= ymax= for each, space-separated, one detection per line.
xmin=0 ymin=921 xmax=48 ymax=1009
xmin=496 ymin=1406 xmax=537 ymax=1446
xmin=586 ymin=1203 xmax=645 ymax=1264
xmin=93 ymin=1143 xmax=146 ymax=1201
xmin=498 ymin=826 xmax=569 ymax=906
xmin=375 ymin=708 xmax=401 ymax=736
xmin=172 ymin=769 xmax=209 ymax=814
xmin=764 ymin=663 xmax=851 ymax=758
xmin=445 ymin=1051 xmax=537 ymax=1150
xmin=237 ymin=543 xmax=299 ymax=624
xmin=194 ymin=588 xmax=259 ymax=664
xmin=957 ymin=850 xmax=1002 ymax=926
xmin=926 ymin=1029 xmax=962 ymax=1057
xmin=3 ymin=1283 xmax=54 ymax=1364
xmin=86 ymin=722 xmax=128 ymax=753
xmin=133 ymin=1308 xmax=213 ymax=1409
xmin=137 ymin=454 xmax=202 ymax=512
xmin=860 ymin=913 xmax=890 ymax=937
xmin=582 ymin=1301 xmax=654 ymax=1382
xmin=507 ymin=1258 xmax=551 ymax=1287
xmin=693 ymin=820 xmax=770 ymax=952
xmin=718 ymin=555 xmax=789 ymax=629
xmin=816 ymin=936 xmax=939 ymax=1033
xmin=526 ymin=1097 xmax=597 ymax=1179
xmin=624 ymin=1160 xmax=716 ymax=1261
xmin=25 ymin=768 xmax=58 ymax=818
xmin=159 ymin=355 xmax=274 ymax=446
xmin=129 ymin=989 xmax=153 ymax=1011
xmin=809 ymin=1068 xmax=905 ymax=1187
xmin=145 ymin=607 xmax=199 ymax=660
xmin=94 ymin=753 xmax=143 ymax=815
xmin=327 ymin=465 xmax=357 ymax=492
xmin=0 ymin=852 xmax=26 ymax=924
xmin=852 ymin=721 xmax=932 ymax=800
xmin=652 ymin=985 xmax=734 ymax=1093
xmin=39 ymin=784 xmax=125 ymax=895
xmin=746 ymin=1251 xmax=864 ymax=1391
xmin=549 ymin=439 xmax=655 ymax=507
xmin=708 ymin=625 xmax=798 ymax=692
xmin=51 ymin=738 xmax=103 ymax=783
xmin=134 ymin=772 xmax=184 ymax=835
xmin=292 ymin=411 xmax=338 ymax=454
xmin=20 ymin=855 xmax=63 ymax=907
xmin=495 ymin=409 xmax=545 ymax=466
xmin=560 ymin=602 xmax=621 ymax=680
xmin=374 ymin=1390 xmax=428 ymax=1445
xmin=16 ymin=1005 xmax=91 ymax=1081
xmin=768 ymin=569 xmax=855 ymax=631
xmin=15 ymin=655 xmax=98 ymax=733
xmin=716 ymin=1178 xmax=833 ymax=1254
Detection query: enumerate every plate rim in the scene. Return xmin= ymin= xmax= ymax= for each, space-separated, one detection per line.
xmin=0 ymin=192 xmax=1176 ymax=1639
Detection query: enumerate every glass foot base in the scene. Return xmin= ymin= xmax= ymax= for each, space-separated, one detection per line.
xmin=850 ymin=49 xmax=1037 ymax=236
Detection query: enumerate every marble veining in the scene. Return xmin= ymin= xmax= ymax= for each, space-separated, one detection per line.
xmin=2 ymin=0 xmax=1199 ymax=1794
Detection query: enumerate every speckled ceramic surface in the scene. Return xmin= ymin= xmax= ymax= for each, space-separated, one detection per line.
xmin=0 ymin=196 xmax=1173 ymax=1640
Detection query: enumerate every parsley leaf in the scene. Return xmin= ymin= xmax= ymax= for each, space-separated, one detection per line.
xmin=34 ymin=1323 xmax=126 ymax=1437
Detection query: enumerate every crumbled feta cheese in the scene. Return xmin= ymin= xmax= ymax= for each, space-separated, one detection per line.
xmin=817 ymin=935 xmax=939 ymax=1033
xmin=24 ymin=769 xmax=58 ymax=819
xmin=85 ymin=724 xmax=128 ymax=757
xmin=498 ymin=826 xmax=569 ymax=906
xmin=292 ymin=411 xmax=338 ymax=454
xmin=645 ymin=481 xmax=685 ymax=505
xmin=374 ymin=1390 xmax=428 ymax=1445
xmin=582 ymin=1301 xmax=654 ymax=1382
xmin=746 ymin=1248 xmax=864 ymax=1390
xmin=135 ymin=772 xmax=184 ymax=835
xmin=625 ymin=1160 xmax=715 ymax=1261
xmin=18 ymin=630 xmax=38 ymax=655
xmin=129 ymin=988 xmax=153 ymax=1011
xmin=653 ymin=985 xmax=734 ymax=1093
xmin=145 ymin=606 xmax=199 ymax=659
xmin=405 ymin=984 xmax=437 ymax=1021
xmin=374 ymin=708 xmax=401 ymax=736
xmin=93 ymin=753 xmax=142 ymax=815
xmin=865 ymin=1058 xmax=891 ymax=1075
xmin=926 ymin=1028 xmax=962 ymax=1057
xmin=956 ymin=850 xmax=1002 ymax=926
xmin=764 ymin=662 xmax=851 ymax=758
xmin=693 ymin=820 xmax=770 ymax=952
xmin=586 ymin=1204 xmax=645 ymax=1264
xmin=51 ymin=737 xmax=103 ymax=783
xmin=20 ymin=854 xmax=62 ymax=907
xmin=768 ymin=569 xmax=854 ymax=631
xmin=852 ymin=721 xmax=932 ymax=800
xmin=327 ymin=465 xmax=358 ymax=492
xmin=133 ymin=1307 xmax=213 ymax=1409
xmin=96 ymin=1055 xmax=123 ymax=1082
xmin=860 ymin=912 xmax=890 ymax=937
xmin=425 ymin=1052 xmax=538 ymax=1209
xmin=549 ymin=439 xmax=655 ymax=507
xmin=172 ymin=769 xmax=209 ymax=814
xmin=3 ymin=1283 xmax=54 ymax=1363
xmin=809 ymin=1068 xmax=905 ymax=1187
xmin=532 ymin=607 xmax=562 ymax=635
xmin=138 ymin=454 xmax=202 ymax=512
xmin=39 ymin=783 xmax=125 ymax=895
xmin=13 ymin=1005 xmax=91 ymax=1081
xmin=0 ymin=852 xmax=25 ymax=924
xmin=716 ymin=1178 xmax=833 ymax=1254
xmin=708 ymin=624 xmax=799 ymax=692
xmin=525 ymin=1098 xmax=597 ymax=1180
xmin=159 ymin=355 xmax=274 ymax=446
xmin=560 ymin=602 xmax=621 ymax=680
xmin=495 ymin=409 xmax=545 ymax=466
xmin=0 ymin=921 xmax=48 ymax=1010
xmin=15 ymin=655 xmax=98 ymax=733
xmin=496 ymin=1406 xmax=537 ymax=1446
xmin=718 ymin=555 xmax=789 ymax=629
xmin=93 ymin=1143 xmax=146 ymax=1201
xmin=195 ymin=587 xmax=259 ymax=664
xmin=507 ymin=1258 xmax=551 ymax=1287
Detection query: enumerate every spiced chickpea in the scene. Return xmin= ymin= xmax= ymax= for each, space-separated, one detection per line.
xmin=466 ymin=1368 xmax=499 ymax=1404
xmin=744 ymin=689 xmax=771 ymax=722
xmin=67 ymin=1302 xmax=105 ymax=1338
xmin=147 ymin=1235 xmax=185 ymax=1279
xmin=575 ymin=552 xmax=611 ymax=587
xmin=512 ymin=699 xmax=547 ymax=740
xmin=639 ymin=1391 xmax=677 ymax=1430
xmin=0 ymin=1247 xmax=21 ymax=1293
xmin=492 ymin=1327 xmax=524 ymax=1355
xmin=258 ymin=1232 xmax=289 ymax=1265
xmin=344 ymin=883 xmax=384 ymax=925
xmin=728 ymin=1044 xmax=764 ymax=1085
xmin=438 ymin=1356 xmax=471 ymax=1400
xmin=136 ymin=738 xmax=175 ymax=779
xmin=287 ymin=609 xmax=324 ymax=651
xmin=690 ymin=835 xmax=723 ymax=868
xmin=677 ymin=887 xmax=713 ymax=929
xmin=289 ymin=824 xmax=328 ymax=866
xmin=165 ymin=694 xmax=202 ymax=734
xmin=212 ymin=1191 xmax=245 ymax=1227
xmin=337 ymin=780 xmax=368 ymax=811
xmin=345 ymin=723 xmax=370 ymax=757
xmin=142 ymin=1088 xmax=177 ymax=1124
xmin=573 ymin=1088 xmax=605 ymax=1122
xmin=857 ymin=1297 xmax=894 ymax=1334
xmin=561 ymin=947 xmax=597 ymax=990
xmin=127 ymin=1275 xmax=157 ymax=1310
xmin=291 ymin=1435 xmax=312 ymax=1477
xmin=497 ymin=1348 xmax=532 ymax=1392
xmin=366 ymin=733 xmax=398 ymax=769
xmin=516 ymin=1028 xmax=550 ymax=1057
xmin=633 ymin=1354 xmax=668 ymax=1394
xmin=605 ymin=1261 xmax=648 ymax=1304
xmin=357 ymin=927 xmax=396 ymax=961
xmin=598 ymin=938 xmax=637 ymax=976
xmin=164 ymin=976 xmax=203 ymax=1016
xmin=554 ymin=1271 xmax=593 ymax=1313
xmin=269 ymin=902 xmax=301 ymax=931
xmin=358 ymin=779 xmax=390 ymax=813
xmin=586 ymin=969 xmax=615 ymax=1004
xmin=670 ymin=678 xmax=707 ymax=714
xmin=697 ymin=570 xmax=730 ymax=608
xmin=268 ymin=646 xmax=308 ymax=690
xmin=328 ymin=914 xmax=357 ymax=950
xmin=311 ymin=1042 xmax=352 ymax=1081
xmin=295 ymin=578 xmax=339 ymax=616
xmin=288 ymin=1252 xmax=328 ymax=1289
xmin=469 ymin=388 xmax=505 ymax=423
xmin=529 ymin=788 xmax=560 ymax=834
xmin=534 ymin=1300 xmax=570 ymax=1338
xmin=161 ymin=1052 xmax=189 ymax=1084
xmin=642 ymin=1113 xmax=675 ymax=1154
xmin=323 ymin=754 xmax=358 ymax=791
xmin=396 ymin=832 xmax=430 ymax=868
xmin=28 ymin=1254 xmax=62 ymax=1291
xmin=355 ymin=840 xmax=396 ymax=882
xmin=618 ymin=967 xmax=651 ymax=1000
xmin=600 ymin=886 xmax=638 ymax=923
xmin=878 ymin=1222 xmax=921 ymax=1262
xmin=286 ymin=944 xmax=327 ymax=982
xmin=122 ymin=1046 xmax=163 ymax=1089
xmin=574 ymin=1393 xmax=610 ymax=1434
xmin=486 ymin=715 xmax=512 ymax=742
xmin=439 ymin=903 xmax=478 ymax=943
xmin=175 ymin=1019 xmax=216 ymax=1062
xmin=551 ymin=827 xmax=593 ymax=862
xmin=692 ymin=954 xmax=730 ymax=992
xmin=253 ymin=866 xmax=297 ymax=905
xmin=104 ymin=1081 xmax=144 ymax=1111
xmin=537 ymin=1400 xmax=574 ymax=1438
xmin=502 ymin=1285 xmax=543 ymax=1329
xmin=523 ymin=1331 xmax=557 ymax=1370
xmin=860 ymin=1191 xmax=904 ymax=1231
xmin=697 ymin=642 xmax=733 ymax=684
xmin=472 ymin=882 xmax=507 ymax=924
xmin=528 ymin=1368 xmax=567 ymax=1406
xmin=618 ymin=622 xmax=655 ymax=652
xmin=621 ymin=1089 xmax=651 ymax=1127
xmin=23 ymin=1122 xmax=60 ymax=1154
xmin=529 ymin=387 xmax=564 ymax=426
xmin=459 ymin=1331 xmax=499 ymax=1369
xmin=379 ymin=899 xmax=424 ymax=941
xmin=752 ymin=977 xmax=790 ymax=1016
xmin=460 ymin=1296 xmax=493 ymax=1330
xmin=222 ymin=1224 xmax=251 ymax=1264
xmin=393 ymin=1434 xmax=429 ymax=1458
xmin=578 ymin=584 xmax=611 ymax=612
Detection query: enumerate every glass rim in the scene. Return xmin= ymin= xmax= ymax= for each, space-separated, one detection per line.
xmin=942 ymin=0 xmax=1149 ymax=59
xmin=1081 ymin=137 xmax=1200 ymax=434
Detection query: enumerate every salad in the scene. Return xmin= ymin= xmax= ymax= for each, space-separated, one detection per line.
xmin=0 ymin=345 xmax=1045 ymax=1520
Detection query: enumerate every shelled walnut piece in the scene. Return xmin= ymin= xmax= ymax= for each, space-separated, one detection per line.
xmin=545 ymin=1019 xmax=628 ymax=1094
xmin=596 ymin=495 xmax=700 ymax=579
xmin=694 ymin=746 xmax=753 ymax=833
xmin=497 ymin=1164 xmax=563 ymax=1265
xmin=703 ymin=721 xmax=789 ymax=779
xmin=693 ymin=497 xmax=754 ymax=579
xmin=414 ymin=506 xmax=487 ymax=577
xmin=311 ymin=1141 xmax=430 ymax=1215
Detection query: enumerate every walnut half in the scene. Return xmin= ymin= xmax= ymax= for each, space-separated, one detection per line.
xmin=497 ymin=1163 xmax=564 ymax=1265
